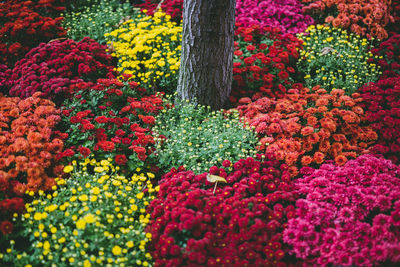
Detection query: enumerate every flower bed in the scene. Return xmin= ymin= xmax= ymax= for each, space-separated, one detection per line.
xmin=231 ymin=24 xmax=303 ymax=102
xmin=237 ymin=85 xmax=378 ymax=177
xmin=2 ymin=157 xmax=156 ymax=266
xmin=358 ymin=75 xmax=400 ymax=164
xmin=105 ymin=10 xmax=182 ymax=93
xmin=3 ymin=37 xmax=114 ymax=101
xmin=148 ymin=154 xmax=299 ymax=266
xmin=60 ymin=78 xmax=164 ymax=174
xmin=297 ymin=24 xmax=380 ymax=94
xmin=284 ymin=154 xmax=400 ymax=266
xmin=236 ymin=0 xmax=314 ymax=35
xmin=0 ymin=0 xmax=66 ymax=66
xmin=301 ymin=0 xmax=393 ymax=39
xmin=0 ymin=92 xmax=65 ymax=236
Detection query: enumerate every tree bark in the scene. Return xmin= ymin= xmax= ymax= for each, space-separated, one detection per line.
xmin=177 ymin=0 xmax=236 ymax=110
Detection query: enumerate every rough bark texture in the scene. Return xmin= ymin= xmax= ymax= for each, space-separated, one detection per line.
xmin=177 ymin=0 xmax=236 ymax=110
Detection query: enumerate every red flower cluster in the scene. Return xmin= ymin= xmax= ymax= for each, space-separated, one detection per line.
xmin=302 ymin=0 xmax=394 ymax=39
xmin=136 ymin=0 xmax=183 ymax=22
xmin=369 ymin=34 xmax=400 ymax=79
xmin=0 ymin=92 xmax=65 ymax=234
xmin=148 ymin=154 xmax=300 ymax=267
xmin=60 ymin=78 xmax=164 ymax=173
xmin=231 ymin=24 xmax=303 ymax=104
xmin=358 ymin=76 xmax=400 ymax=164
xmin=2 ymin=37 xmax=115 ymax=101
xmin=0 ymin=0 xmax=67 ymax=66
xmin=236 ymin=85 xmax=377 ymax=177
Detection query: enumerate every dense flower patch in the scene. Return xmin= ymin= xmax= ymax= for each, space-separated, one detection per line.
xmin=60 ymin=78 xmax=164 ymax=174
xmin=148 ymin=154 xmax=299 ymax=266
xmin=358 ymin=76 xmax=400 ymax=164
xmin=2 ymin=37 xmax=114 ymax=101
xmin=0 ymin=0 xmax=66 ymax=66
xmin=2 ymin=158 xmax=156 ymax=266
xmin=237 ymin=85 xmax=378 ymax=177
xmin=297 ymin=24 xmax=380 ymax=94
xmin=62 ymin=0 xmax=138 ymax=44
xmin=153 ymin=101 xmax=258 ymax=174
xmin=105 ymin=10 xmax=181 ymax=93
xmin=0 ymin=92 xmax=65 ymax=235
xmin=369 ymin=34 xmax=400 ymax=78
xmin=136 ymin=0 xmax=183 ymax=22
xmin=236 ymin=0 xmax=314 ymax=35
xmin=284 ymin=155 xmax=400 ymax=266
xmin=231 ymin=24 xmax=303 ymax=102
xmin=301 ymin=0 xmax=393 ymax=39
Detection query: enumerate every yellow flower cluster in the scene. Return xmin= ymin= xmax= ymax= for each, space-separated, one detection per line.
xmin=105 ymin=10 xmax=182 ymax=92
xmin=3 ymin=158 xmax=158 ymax=266
xmin=297 ymin=24 xmax=381 ymax=94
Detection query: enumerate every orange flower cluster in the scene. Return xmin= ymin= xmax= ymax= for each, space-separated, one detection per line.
xmin=0 ymin=92 xmax=65 ymax=196
xmin=237 ymin=84 xmax=378 ymax=177
xmin=302 ymin=0 xmax=394 ymax=39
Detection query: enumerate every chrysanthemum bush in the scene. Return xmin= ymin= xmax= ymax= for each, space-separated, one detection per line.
xmin=369 ymin=34 xmax=400 ymax=79
xmin=60 ymin=78 xmax=164 ymax=174
xmin=2 ymin=37 xmax=115 ymax=101
xmin=1 ymin=157 xmax=156 ymax=266
xmin=284 ymin=154 xmax=400 ymax=266
xmin=152 ymin=100 xmax=258 ymax=174
xmin=358 ymin=76 xmax=400 ymax=164
xmin=0 ymin=92 xmax=66 ymax=236
xmin=231 ymin=24 xmax=303 ymax=102
xmin=297 ymin=24 xmax=380 ymax=94
xmin=301 ymin=0 xmax=394 ymax=39
xmin=237 ymin=84 xmax=378 ymax=177
xmin=236 ymin=0 xmax=314 ymax=35
xmin=62 ymin=0 xmax=138 ymax=44
xmin=148 ymin=154 xmax=299 ymax=266
xmin=0 ymin=0 xmax=67 ymax=66
xmin=136 ymin=0 xmax=183 ymax=22
xmin=105 ymin=10 xmax=181 ymax=93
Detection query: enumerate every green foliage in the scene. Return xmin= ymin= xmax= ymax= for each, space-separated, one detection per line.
xmin=297 ymin=24 xmax=381 ymax=94
xmin=152 ymin=99 xmax=259 ymax=174
xmin=62 ymin=0 xmax=139 ymax=44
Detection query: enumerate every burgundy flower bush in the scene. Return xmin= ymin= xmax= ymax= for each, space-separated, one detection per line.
xmin=148 ymin=154 xmax=301 ymax=267
xmin=358 ymin=76 xmax=400 ymax=164
xmin=3 ymin=37 xmax=115 ymax=101
xmin=136 ymin=0 xmax=183 ymax=22
xmin=231 ymin=24 xmax=303 ymax=103
xmin=236 ymin=0 xmax=314 ymax=35
xmin=0 ymin=0 xmax=67 ymax=66
xmin=284 ymin=155 xmax=400 ymax=266
xmin=369 ymin=34 xmax=400 ymax=79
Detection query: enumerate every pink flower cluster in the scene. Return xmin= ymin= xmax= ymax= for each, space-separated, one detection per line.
xmin=284 ymin=154 xmax=400 ymax=266
xmin=236 ymin=0 xmax=314 ymax=34
xmin=3 ymin=37 xmax=115 ymax=100
xmin=148 ymin=155 xmax=300 ymax=267
xmin=358 ymin=76 xmax=400 ymax=164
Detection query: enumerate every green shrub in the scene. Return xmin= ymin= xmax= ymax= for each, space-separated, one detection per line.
xmin=152 ymin=100 xmax=259 ymax=174
xmin=63 ymin=0 xmax=138 ymax=44
xmin=297 ymin=24 xmax=380 ymax=94
xmin=1 ymin=157 xmax=156 ymax=266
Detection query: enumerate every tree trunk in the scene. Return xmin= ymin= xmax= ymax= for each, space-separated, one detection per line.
xmin=177 ymin=0 xmax=236 ymax=110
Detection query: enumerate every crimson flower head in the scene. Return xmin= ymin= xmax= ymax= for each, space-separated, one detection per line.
xmin=0 ymin=220 xmax=13 ymax=235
